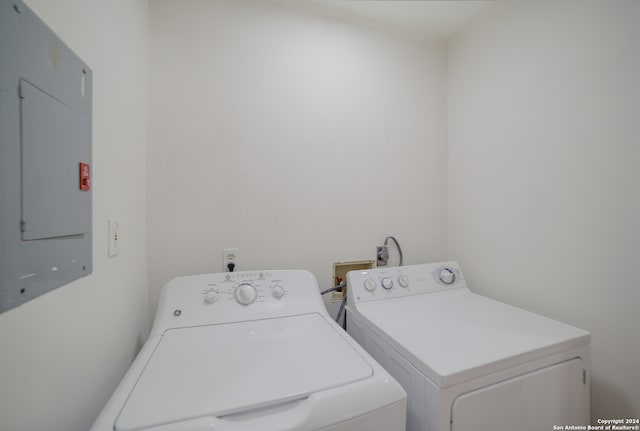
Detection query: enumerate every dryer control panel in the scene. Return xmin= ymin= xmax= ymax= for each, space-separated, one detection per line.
xmin=347 ymin=261 xmax=466 ymax=304
xmin=150 ymin=270 xmax=328 ymax=334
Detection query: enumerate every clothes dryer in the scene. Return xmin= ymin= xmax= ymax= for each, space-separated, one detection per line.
xmin=346 ymin=262 xmax=590 ymax=431
xmin=91 ymin=270 xmax=406 ymax=431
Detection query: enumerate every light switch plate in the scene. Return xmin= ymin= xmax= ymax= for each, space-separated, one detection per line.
xmin=108 ymin=219 xmax=119 ymax=257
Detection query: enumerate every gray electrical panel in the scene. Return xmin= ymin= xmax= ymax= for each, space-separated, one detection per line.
xmin=1 ymin=0 xmax=93 ymax=314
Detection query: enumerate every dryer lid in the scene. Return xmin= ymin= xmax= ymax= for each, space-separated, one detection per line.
xmin=115 ymin=313 xmax=373 ymax=431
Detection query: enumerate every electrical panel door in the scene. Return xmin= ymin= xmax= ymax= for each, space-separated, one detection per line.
xmin=0 ymin=0 xmax=93 ymax=314
xmin=20 ymin=80 xmax=91 ymax=240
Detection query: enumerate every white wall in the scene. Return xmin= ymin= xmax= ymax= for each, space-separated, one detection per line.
xmin=7 ymin=0 xmax=636 ymax=427
xmin=447 ymin=0 xmax=640 ymax=418
xmin=147 ymin=0 xmax=448 ymax=316
xmin=0 ymin=1 xmax=149 ymax=430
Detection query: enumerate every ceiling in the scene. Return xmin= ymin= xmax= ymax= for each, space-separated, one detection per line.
xmin=305 ymin=0 xmax=495 ymax=41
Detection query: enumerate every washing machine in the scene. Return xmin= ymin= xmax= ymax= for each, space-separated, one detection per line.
xmin=346 ymin=262 xmax=590 ymax=431
xmin=91 ymin=270 xmax=406 ymax=431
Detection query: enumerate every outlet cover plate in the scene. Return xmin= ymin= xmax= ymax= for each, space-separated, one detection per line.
xmin=223 ymin=248 xmax=239 ymax=271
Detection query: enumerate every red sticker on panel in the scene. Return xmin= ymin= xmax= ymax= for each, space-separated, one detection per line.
xmin=79 ymin=162 xmax=90 ymax=191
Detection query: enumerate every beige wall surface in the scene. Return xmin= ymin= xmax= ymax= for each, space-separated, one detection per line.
xmin=147 ymin=0 xmax=449 ymax=318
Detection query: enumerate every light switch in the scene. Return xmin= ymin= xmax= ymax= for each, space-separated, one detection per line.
xmin=108 ymin=219 xmax=119 ymax=257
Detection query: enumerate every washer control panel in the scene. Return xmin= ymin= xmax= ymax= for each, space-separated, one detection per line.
xmin=347 ymin=261 xmax=466 ymax=304
xmin=152 ymin=270 xmax=327 ymax=333
xmin=200 ymin=271 xmax=293 ymax=308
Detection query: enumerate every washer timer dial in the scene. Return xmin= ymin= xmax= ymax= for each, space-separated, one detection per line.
xmin=235 ymin=283 xmax=258 ymax=305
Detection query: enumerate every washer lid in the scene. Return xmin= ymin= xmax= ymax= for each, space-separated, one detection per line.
xmin=115 ymin=313 xmax=373 ymax=431
xmin=356 ymin=289 xmax=589 ymax=387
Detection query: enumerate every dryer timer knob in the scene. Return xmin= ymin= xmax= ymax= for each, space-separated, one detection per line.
xmin=439 ymin=268 xmax=456 ymax=285
xmin=363 ymin=279 xmax=376 ymax=292
xmin=381 ymin=277 xmax=393 ymax=290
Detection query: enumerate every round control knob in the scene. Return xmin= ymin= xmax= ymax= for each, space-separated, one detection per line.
xmin=398 ymin=274 xmax=409 ymax=288
xmin=271 ymin=285 xmax=285 ymax=299
xmin=439 ymin=268 xmax=455 ymax=285
xmin=204 ymin=290 xmax=219 ymax=304
xmin=364 ymin=279 xmax=376 ymax=292
xmin=235 ymin=283 xmax=257 ymax=305
xmin=381 ymin=277 xmax=393 ymax=290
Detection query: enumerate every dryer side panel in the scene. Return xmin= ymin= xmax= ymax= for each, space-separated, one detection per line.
xmin=346 ymin=310 xmax=430 ymax=431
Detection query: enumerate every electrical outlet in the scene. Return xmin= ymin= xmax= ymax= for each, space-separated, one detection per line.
xmin=223 ymin=248 xmax=239 ymax=272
